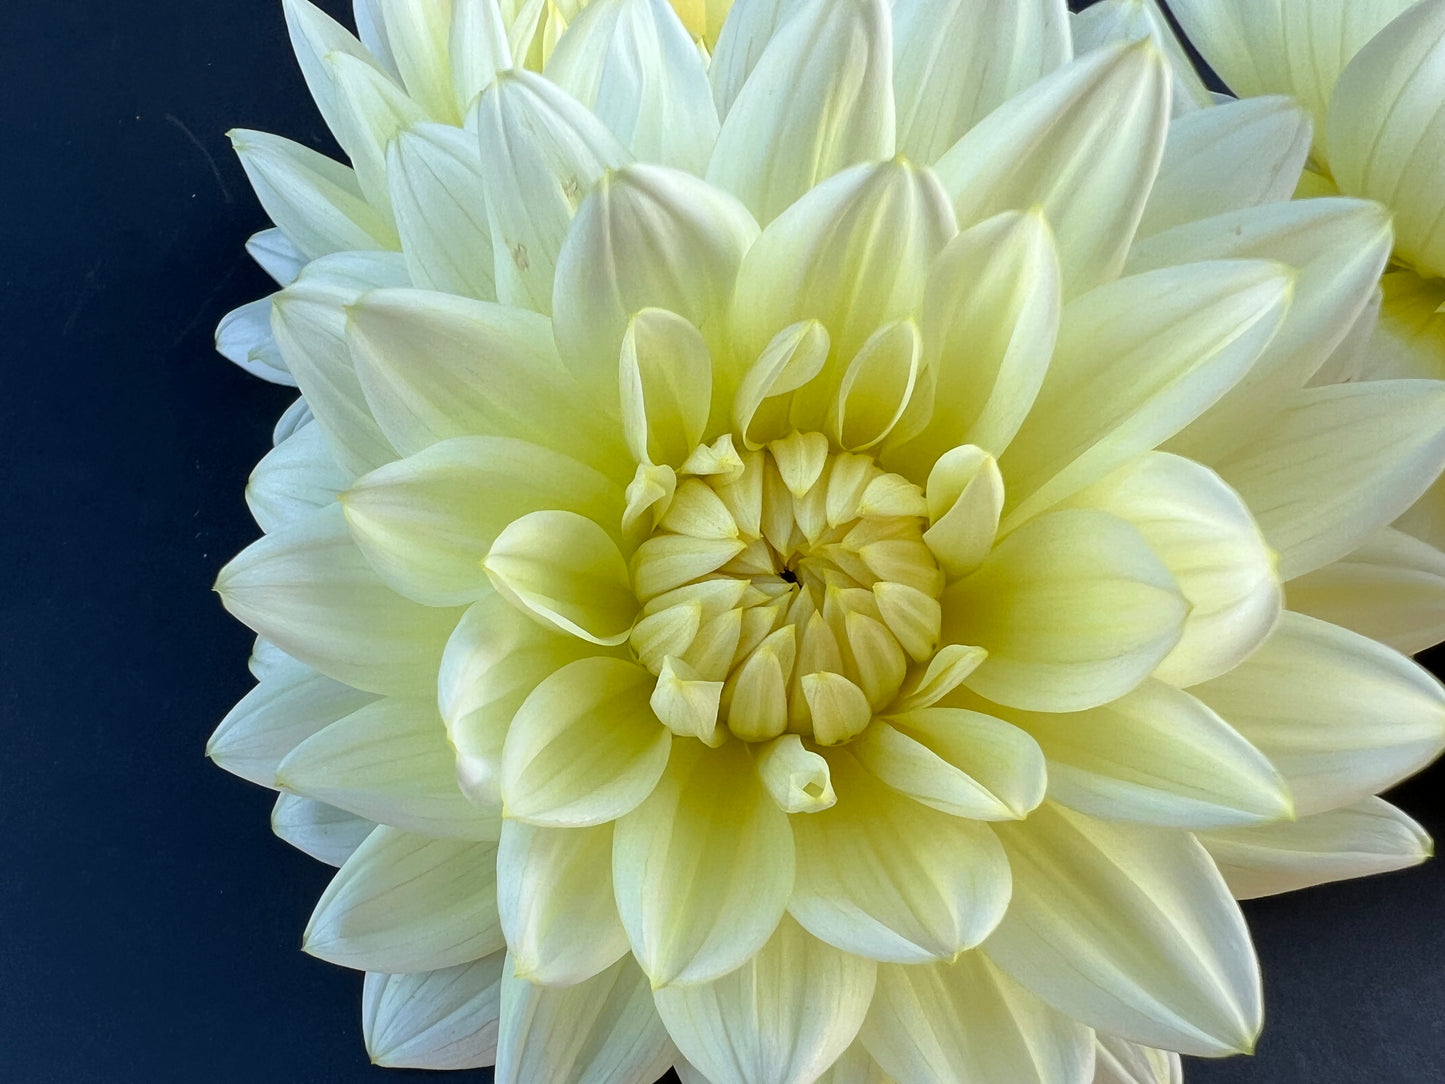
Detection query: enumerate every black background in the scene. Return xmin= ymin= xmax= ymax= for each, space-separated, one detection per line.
xmin=2 ymin=0 xmax=1442 ymax=1080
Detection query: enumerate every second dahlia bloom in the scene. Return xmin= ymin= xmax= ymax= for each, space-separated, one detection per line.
xmin=211 ymin=0 xmax=1445 ymax=1079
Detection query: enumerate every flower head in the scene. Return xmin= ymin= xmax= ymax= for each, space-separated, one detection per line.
xmin=210 ymin=0 xmax=1445 ymax=1079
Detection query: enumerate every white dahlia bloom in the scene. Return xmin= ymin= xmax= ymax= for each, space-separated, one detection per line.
xmin=1168 ymin=0 xmax=1445 ymax=552
xmin=209 ymin=0 xmax=1445 ymax=1080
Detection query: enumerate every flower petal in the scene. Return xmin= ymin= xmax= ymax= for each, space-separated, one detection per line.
xmin=247 ymin=422 xmax=347 ymax=534
xmin=545 ymin=0 xmax=719 ymax=172
xmin=1287 ymin=526 xmax=1445 ymax=655
xmin=620 ymin=309 xmax=714 ymax=468
xmin=473 ymin=69 xmax=631 ymax=314
xmin=1138 ymin=96 xmax=1312 ymax=238
xmin=305 ymin=826 xmax=502 ymax=972
xmin=860 ymin=951 xmax=1093 ymax=1084
xmin=731 ymin=159 xmax=956 ymax=398
xmin=215 ymin=505 xmax=465 ymax=697
xmin=1328 ymin=0 xmax=1445 ymax=278
xmin=327 ymin=51 xmax=429 ymax=216
xmin=438 ymin=592 xmax=602 ymax=809
xmin=270 ymin=252 xmax=411 ymax=477
xmin=553 ymin=163 xmax=758 ymax=405
xmin=344 ymin=287 xmax=625 ymax=468
xmin=1200 ymin=797 xmax=1433 ymax=900
xmin=282 ymin=0 xmax=388 ymax=162
xmin=892 ymin=0 xmax=1070 ymax=164
xmin=706 ymin=0 xmax=895 ymax=224
xmin=500 ymin=656 xmax=670 ymax=825
xmin=1212 ymin=380 xmax=1445 ymax=580
xmin=614 ymin=738 xmax=794 ymax=985
xmin=1134 ymin=199 xmax=1394 ymax=464
xmin=388 ymin=123 xmax=496 ymax=300
xmin=449 ymin=0 xmax=512 ymax=114
xmin=987 ymin=803 xmax=1261 ymax=1057
xmin=654 ymin=916 xmax=876 ymax=1084
xmin=362 ymin=952 xmax=505 ymax=1070
xmin=375 ymin=0 xmax=456 ymax=121
xmin=497 ymin=820 xmax=630 ymax=985
xmin=271 ymin=792 xmax=376 ymax=867
xmin=994 ymin=679 xmax=1292 ymax=830
xmin=935 ymin=40 xmax=1168 ymax=297
xmin=246 ymin=226 xmax=307 ymax=286
xmin=277 ymin=696 xmax=500 ymax=840
xmin=944 ymin=509 xmax=1188 ymax=713
xmin=889 ymin=210 xmax=1060 ymax=474
xmin=1067 ymin=453 xmax=1280 ymax=688
xmin=494 ymin=954 xmax=675 ymax=1084
xmin=1071 ymin=0 xmax=1212 ymax=115
xmin=216 ymin=297 xmax=294 ymax=386
xmin=788 ymin=747 xmax=1011 ymax=963
xmin=342 ymin=436 xmax=623 ymax=607
xmin=207 ymin=653 xmax=377 ymax=788
xmin=1092 ymin=1035 xmax=1181 ymax=1084
xmin=1000 ymin=259 xmax=1292 ymax=527
xmin=1190 ymin=611 xmax=1445 ymax=816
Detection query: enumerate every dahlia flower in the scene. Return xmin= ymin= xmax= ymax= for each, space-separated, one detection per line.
xmin=209 ymin=0 xmax=1445 ymax=1080
xmin=1169 ymin=0 xmax=1445 ymax=551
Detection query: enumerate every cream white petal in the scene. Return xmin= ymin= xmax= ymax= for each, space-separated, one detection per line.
xmin=208 ymin=653 xmax=378 ymax=788
xmin=246 ymin=227 xmax=307 ymax=286
xmin=485 ymin=510 xmax=639 ymax=645
xmin=1368 ymin=270 xmax=1445 ymax=385
xmin=327 ymin=51 xmax=430 ymax=218
xmin=270 ymin=251 xmax=410 ymax=478
xmin=362 ymin=952 xmax=506 ymax=1070
xmin=788 ymin=748 xmax=1011 ymax=964
xmin=230 ymin=128 xmax=396 ymax=259
xmin=473 ymin=69 xmax=631 ymax=314
xmin=450 ymin=0 xmax=513 ymax=114
xmin=810 ymin=1042 xmax=892 ymax=1084
xmin=706 ymin=0 xmax=793 ymax=119
xmin=731 ymin=160 xmax=956 ymax=394
xmin=1328 ymin=0 xmax=1445 ymax=278
xmin=1067 ymin=453 xmax=1281 ymax=688
xmin=1190 ymin=610 xmax=1445 ymax=817
xmin=344 ymin=287 xmax=626 ymax=469
xmin=215 ymin=505 xmax=465 ymax=697
xmin=1287 ymin=526 xmax=1445 ymax=655
xmin=706 ymin=0 xmax=895 ymax=225
xmin=438 ymin=591 xmax=602 ymax=809
xmin=305 ymin=826 xmax=502 ymax=972
xmin=944 ymin=509 xmax=1188 ymax=714
xmin=1070 ymin=0 xmax=1211 ymax=115
xmin=1168 ymin=0 xmax=1417 ymax=139
xmin=987 ymin=804 xmax=1261 ymax=1057
xmin=1200 ymin=797 xmax=1433 ymax=900
xmin=271 ymin=396 xmax=315 ymax=447
xmin=859 ymin=709 xmax=1046 ymax=821
xmin=247 ymin=422 xmax=348 ymax=534
xmin=342 ymin=436 xmax=623 ymax=607
xmin=1000 ymin=259 xmax=1292 ymax=527
xmin=1212 ymin=380 xmax=1445 ymax=580
xmin=887 ymin=212 xmax=1060 ymax=478
xmin=494 ymin=953 xmax=676 ymax=1084
xmin=500 ymin=656 xmax=670 ymax=825
xmin=1133 ymin=199 xmax=1393 ymax=464
xmin=613 ymin=738 xmax=794 ymax=985
xmin=860 ymin=952 xmax=1093 ymax=1084
xmin=1138 ymin=96 xmax=1312 ymax=239
xmin=497 ymin=820 xmax=630 ymax=985
xmin=654 ymin=916 xmax=876 ymax=1084
xmin=620 ymin=308 xmax=714 ymax=468
xmin=934 ymin=40 xmax=1168 ymax=297
xmin=353 ymin=0 xmax=398 ymax=78
xmin=995 ymin=679 xmax=1292 ymax=830
xmin=277 ymin=696 xmax=500 ymax=840
xmin=282 ymin=0 xmax=386 ymax=159
xmin=271 ymin=792 xmax=377 ymax=867
xmin=216 ymin=297 xmax=293 ymax=386
xmin=892 ymin=0 xmax=1071 ymax=164
xmin=377 ymin=0 xmax=457 ymax=121
xmin=545 ymin=0 xmax=719 ymax=172
xmin=388 ymin=123 xmax=496 ymax=300
xmin=1092 ymin=1035 xmax=1181 ymax=1084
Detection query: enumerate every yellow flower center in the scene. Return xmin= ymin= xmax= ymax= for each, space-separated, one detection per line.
xmin=629 ymin=430 xmax=945 ymax=747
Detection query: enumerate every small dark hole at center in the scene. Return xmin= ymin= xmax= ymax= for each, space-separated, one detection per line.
xmin=779 ymin=567 xmax=799 ymax=585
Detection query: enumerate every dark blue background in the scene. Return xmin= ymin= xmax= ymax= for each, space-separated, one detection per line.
xmin=2 ymin=0 xmax=1440 ymax=1079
